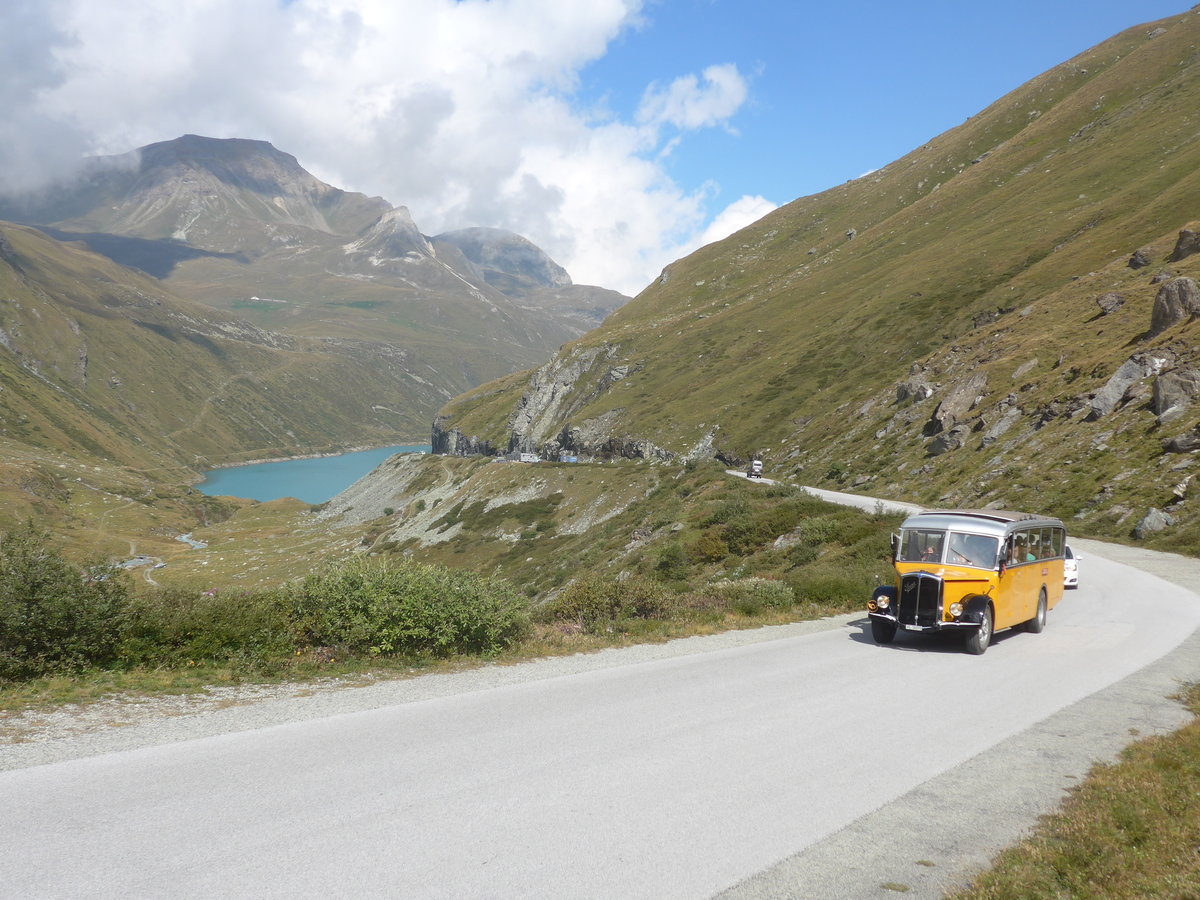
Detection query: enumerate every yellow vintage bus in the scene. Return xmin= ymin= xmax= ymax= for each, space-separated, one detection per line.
xmin=867 ymin=510 xmax=1066 ymax=654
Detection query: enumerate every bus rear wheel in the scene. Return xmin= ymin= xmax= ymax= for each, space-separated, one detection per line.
xmin=1026 ymin=589 xmax=1047 ymax=634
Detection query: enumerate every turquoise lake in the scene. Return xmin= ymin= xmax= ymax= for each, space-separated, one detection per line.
xmin=197 ymin=444 xmax=431 ymax=504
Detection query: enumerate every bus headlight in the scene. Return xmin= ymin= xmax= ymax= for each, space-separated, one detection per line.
xmin=874 ymin=594 xmax=890 ymax=610
xmin=949 ymin=602 xmax=963 ymax=618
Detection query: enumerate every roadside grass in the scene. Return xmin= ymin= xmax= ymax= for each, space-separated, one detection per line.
xmin=0 ymin=470 xmax=887 ymax=713
xmin=949 ymin=684 xmax=1200 ymax=900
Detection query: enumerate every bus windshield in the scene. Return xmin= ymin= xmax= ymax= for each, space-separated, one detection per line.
xmin=899 ymin=529 xmax=999 ymax=569
xmin=898 ymin=529 xmax=945 ymax=563
xmin=945 ymin=532 xmax=1000 ymax=569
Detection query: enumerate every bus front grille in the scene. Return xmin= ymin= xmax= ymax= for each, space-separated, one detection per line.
xmin=899 ymin=573 xmax=942 ymax=627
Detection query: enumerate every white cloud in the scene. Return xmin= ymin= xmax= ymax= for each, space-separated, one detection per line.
xmin=637 ymin=64 xmax=748 ymax=132
xmin=695 ymin=195 xmax=779 ymax=247
xmin=0 ymin=0 xmax=753 ymax=295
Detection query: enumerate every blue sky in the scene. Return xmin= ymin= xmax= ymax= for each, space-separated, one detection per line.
xmin=0 ymin=0 xmax=1190 ymax=294
xmin=580 ymin=0 xmax=1188 ymax=208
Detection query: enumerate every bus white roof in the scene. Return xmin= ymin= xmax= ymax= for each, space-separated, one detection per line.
xmin=900 ymin=509 xmax=1064 ymax=538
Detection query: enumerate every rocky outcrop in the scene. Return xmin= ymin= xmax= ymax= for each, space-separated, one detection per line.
xmin=1135 ymin=507 xmax=1174 ymax=538
xmin=896 ymin=373 xmax=934 ymax=403
xmin=1148 ymin=277 xmax=1200 ymax=336
xmin=432 ymin=341 xmax=669 ymax=462
xmin=1095 ymin=292 xmax=1125 ymax=315
xmin=1087 ymin=352 xmax=1173 ymax=420
xmin=1128 ymin=249 xmax=1152 ymax=269
xmin=980 ymin=403 xmax=1023 ymax=447
xmin=1153 ymin=368 xmax=1200 ymax=423
xmin=927 ymin=424 xmax=971 ymax=456
xmin=1168 ymin=226 xmax=1200 ymax=262
xmin=430 ymin=415 xmax=500 ymax=457
xmin=550 ymin=411 xmax=672 ymax=461
xmin=507 ymin=343 xmax=633 ymax=452
xmin=1163 ymin=427 xmax=1200 ymax=453
xmin=925 ymin=372 xmax=987 ymax=435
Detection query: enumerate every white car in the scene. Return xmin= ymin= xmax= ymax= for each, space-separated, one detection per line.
xmin=1064 ymin=544 xmax=1080 ymax=588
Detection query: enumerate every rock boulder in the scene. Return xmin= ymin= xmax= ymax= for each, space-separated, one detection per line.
xmin=1169 ymin=227 xmax=1200 ymax=263
xmin=1149 ymin=277 xmax=1200 ymax=337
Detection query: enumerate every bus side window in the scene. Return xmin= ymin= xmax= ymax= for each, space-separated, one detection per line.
xmin=1015 ymin=530 xmax=1036 ymax=563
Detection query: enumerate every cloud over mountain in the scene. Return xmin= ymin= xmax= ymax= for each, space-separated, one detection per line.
xmin=0 ymin=0 xmax=764 ymax=294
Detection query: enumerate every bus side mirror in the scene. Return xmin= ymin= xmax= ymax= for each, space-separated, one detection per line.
xmin=890 ymin=533 xmax=899 ymax=564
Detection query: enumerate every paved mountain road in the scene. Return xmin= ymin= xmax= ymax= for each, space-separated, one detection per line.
xmin=3 ymin=543 xmax=1199 ymax=898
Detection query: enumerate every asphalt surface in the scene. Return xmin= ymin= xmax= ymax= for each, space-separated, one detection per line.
xmin=2 ymin=526 xmax=1198 ymax=898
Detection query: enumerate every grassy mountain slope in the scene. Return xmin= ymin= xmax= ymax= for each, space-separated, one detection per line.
xmin=435 ymin=10 xmax=1200 ymax=550
xmin=0 ymin=221 xmax=439 ymax=474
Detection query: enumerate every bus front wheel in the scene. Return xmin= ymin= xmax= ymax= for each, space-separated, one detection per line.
xmin=965 ymin=606 xmax=993 ymax=655
xmin=871 ymin=618 xmax=897 ymax=645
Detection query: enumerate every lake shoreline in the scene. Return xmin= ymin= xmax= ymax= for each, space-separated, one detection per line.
xmin=195 ymin=443 xmax=432 ymax=505
xmin=195 ymin=441 xmax=431 ymax=473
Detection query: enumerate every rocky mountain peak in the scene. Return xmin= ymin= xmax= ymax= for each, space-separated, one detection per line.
xmin=0 ymin=135 xmax=390 ymax=248
xmin=434 ymin=226 xmax=571 ymax=294
xmin=343 ymin=205 xmax=434 ymax=261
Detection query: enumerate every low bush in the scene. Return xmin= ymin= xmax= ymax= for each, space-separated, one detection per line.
xmin=0 ymin=523 xmax=130 ymax=679
xmin=689 ymin=528 xmax=729 ymax=562
xmin=121 ymin=588 xmax=293 ymax=669
xmin=708 ymin=578 xmax=795 ymax=616
xmin=0 ymin=527 xmax=532 ymax=680
xmin=287 ymin=558 xmax=531 ymax=657
xmin=540 ymin=575 xmax=675 ymax=633
xmin=654 ymin=542 xmax=691 ymax=580
xmin=788 ymin=563 xmax=878 ymax=609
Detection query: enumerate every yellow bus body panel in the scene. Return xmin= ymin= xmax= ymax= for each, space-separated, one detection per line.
xmin=894 ymin=558 xmax=1064 ymax=630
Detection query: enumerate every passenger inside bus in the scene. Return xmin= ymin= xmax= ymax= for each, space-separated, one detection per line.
xmin=948 ymin=533 xmax=998 ymax=568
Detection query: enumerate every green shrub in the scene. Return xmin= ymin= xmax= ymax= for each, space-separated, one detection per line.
xmin=689 ymin=528 xmax=729 ymax=562
xmin=540 ymin=575 xmax=674 ymax=633
xmin=721 ymin=502 xmax=805 ymax=554
xmin=121 ymin=587 xmax=293 ymax=668
xmin=654 ymin=542 xmax=691 ymax=580
xmin=287 ymin=558 xmax=531 ymax=657
xmin=0 ymin=523 xmax=130 ymax=679
xmin=708 ymin=578 xmax=795 ymax=615
xmin=789 ymin=564 xmax=874 ymax=609
xmin=702 ymin=494 xmax=752 ymax=526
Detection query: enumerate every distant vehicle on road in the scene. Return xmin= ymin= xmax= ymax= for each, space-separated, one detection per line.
xmin=747 ymin=459 xmax=764 ymax=478
xmin=868 ymin=509 xmax=1067 ymax=654
xmin=1064 ymin=544 xmax=1080 ymax=588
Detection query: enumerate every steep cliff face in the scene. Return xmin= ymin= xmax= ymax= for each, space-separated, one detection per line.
xmin=430 ymin=416 xmax=502 ymax=457
xmin=432 ymin=342 xmax=672 ymax=460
